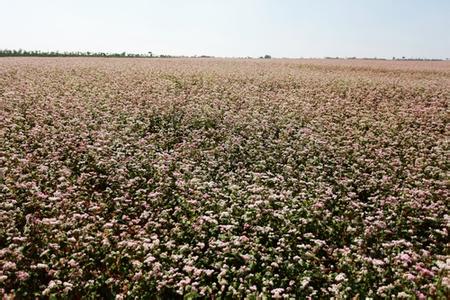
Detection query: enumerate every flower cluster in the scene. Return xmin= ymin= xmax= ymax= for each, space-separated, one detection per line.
xmin=0 ymin=58 xmax=449 ymax=298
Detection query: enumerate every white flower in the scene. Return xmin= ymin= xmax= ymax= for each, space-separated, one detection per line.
xmin=301 ymin=277 xmax=310 ymax=288
xmin=335 ymin=273 xmax=346 ymax=282
xmin=271 ymin=288 xmax=284 ymax=299
xmin=397 ymin=292 xmax=410 ymax=298
xmin=37 ymin=263 xmax=49 ymax=269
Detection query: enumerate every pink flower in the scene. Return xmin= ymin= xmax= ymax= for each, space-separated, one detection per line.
xmin=132 ymin=272 xmax=142 ymax=281
xmin=16 ymin=271 xmax=29 ymax=281
xmin=3 ymin=262 xmax=16 ymax=271
xmin=416 ymin=291 xmax=426 ymax=300
xmin=372 ymin=259 xmax=385 ymax=266
xmin=399 ymin=253 xmax=412 ymax=263
xmin=415 ymin=265 xmax=434 ymax=277
xmin=240 ymin=254 xmax=251 ymax=261
xmin=239 ymin=235 xmax=249 ymax=243
xmin=405 ymin=273 xmax=416 ymax=281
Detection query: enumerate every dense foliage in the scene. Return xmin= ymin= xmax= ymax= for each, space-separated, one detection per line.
xmin=0 ymin=58 xmax=449 ymax=298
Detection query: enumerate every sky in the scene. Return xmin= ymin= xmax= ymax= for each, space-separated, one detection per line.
xmin=1 ymin=0 xmax=449 ymax=58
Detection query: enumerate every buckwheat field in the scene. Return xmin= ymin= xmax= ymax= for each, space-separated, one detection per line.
xmin=1 ymin=58 xmax=449 ymax=299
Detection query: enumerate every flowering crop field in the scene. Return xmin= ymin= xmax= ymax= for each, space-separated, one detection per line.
xmin=0 ymin=58 xmax=449 ymax=299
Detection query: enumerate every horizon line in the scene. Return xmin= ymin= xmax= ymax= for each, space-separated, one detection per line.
xmin=0 ymin=48 xmax=449 ymax=61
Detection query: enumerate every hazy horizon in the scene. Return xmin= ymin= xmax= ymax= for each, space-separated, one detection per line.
xmin=1 ymin=0 xmax=449 ymax=59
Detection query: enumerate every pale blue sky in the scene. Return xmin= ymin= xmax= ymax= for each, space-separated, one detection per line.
xmin=1 ymin=0 xmax=449 ymax=58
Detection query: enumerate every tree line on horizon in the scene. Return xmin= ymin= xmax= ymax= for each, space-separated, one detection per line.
xmin=0 ymin=49 xmax=229 ymax=58
xmin=0 ymin=49 xmax=158 ymax=58
xmin=1 ymin=49 xmax=447 ymax=60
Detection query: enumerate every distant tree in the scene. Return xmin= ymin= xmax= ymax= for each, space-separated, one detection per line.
xmin=264 ymin=54 xmax=271 ymax=59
